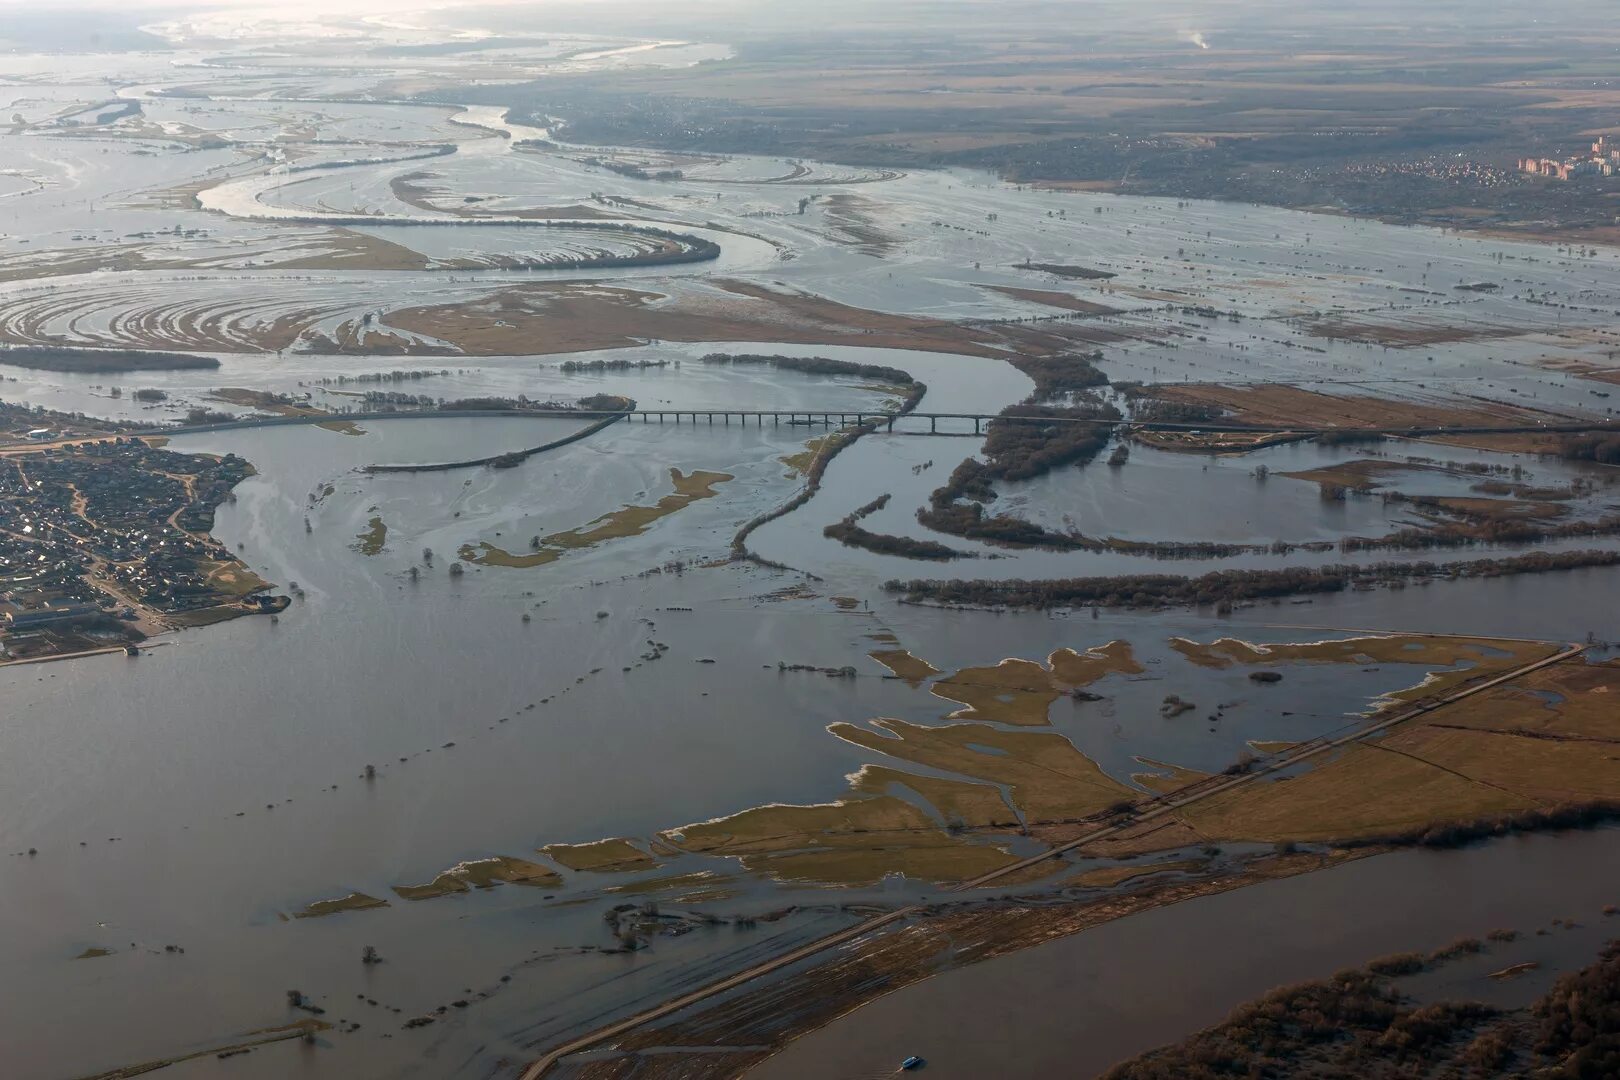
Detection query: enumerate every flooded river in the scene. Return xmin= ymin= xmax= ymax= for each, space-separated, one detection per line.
xmin=751 ymin=827 xmax=1620 ymax=1080
xmin=2 ymin=11 xmax=1620 ymax=1080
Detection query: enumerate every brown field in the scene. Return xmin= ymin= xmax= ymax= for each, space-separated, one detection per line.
xmin=930 ymin=657 xmax=1065 ymax=725
xmin=982 ymin=284 xmax=1126 ymax=315
xmin=779 ymin=433 xmax=839 ymax=478
xmin=200 ymin=560 xmax=271 ymax=598
xmin=930 ymin=642 xmax=1142 ymax=725
xmin=292 ymin=891 xmax=389 ymax=918
xmin=462 ymin=468 xmax=731 ymax=568
xmin=1250 ymin=740 xmax=1300 ymax=755
xmin=817 ymin=192 xmax=899 ymax=256
xmin=1302 ymin=316 xmax=1528 ymax=348
xmin=1424 ymin=431 xmax=1585 ymax=454
xmin=661 ymin=788 xmax=1021 ymax=886
xmin=0 ymin=225 xmax=434 ymax=284
xmin=867 ymin=648 xmax=942 ymax=685
xmin=271 ymin=227 xmax=431 ymax=272
xmin=389 ymin=171 xmax=629 ymax=221
xmin=830 ymin=717 xmax=1133 ymax=822
xmin=384 ymin=280 xmax=1002 ymax=357
xmin=1124 ymin=655 xmax=1617 ymax=846
xmin=386 ymin=278 xmax=1159 ymax=359
xmin=1131 ymin=759 xmax=1212 ymax=794
xmin=1064 ymin=857 xmax=1207 ymax=889
xmin=1028 ymin=179 xmax=1124 ymax=192
xmin=1169 ymin=635 xmax=1558 ymax=718
xmin=1148 ymin=382 xmax=1568 ymax=431
xmin=1133 ymin=430 xmax=1308 ymax=454
xmin=541 ymin=839 xmax=658 ymax=873
xmin=1182 ymin=743 xmax=1533 ymax=843
xmin=353 ymin=515 xmax=387 ymax=556
xmin=852 ymin=765 xmax=1017 ymax=829
xmin=1279 ymin=458 xmax=1441 ymax=492
xmin=207 ymin=388 xmax=364 ymax=434
xmin=604 ymin=870 xmax=733 ymax=897
xmin=1536 ymin=355 xmax=1620 ymax=387
xmin=0 ymin=242 xmax=177 ymax=284
xmin=393 ymin=856 xmax=562 ymax=901
xmin=289 ymin=644 xmax=1620 ymax=1073
xmin=1050 ymin=640 xmax=1145 ymax=685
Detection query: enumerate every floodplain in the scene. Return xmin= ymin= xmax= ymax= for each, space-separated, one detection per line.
xmin=0 ymin=7 xmax=1618 ymax=1080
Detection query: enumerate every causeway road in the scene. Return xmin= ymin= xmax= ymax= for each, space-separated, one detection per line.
xmin=519 ymin=639 xmax=1586 ymax=1077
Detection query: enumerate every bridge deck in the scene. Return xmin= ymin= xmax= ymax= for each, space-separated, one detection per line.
xmin=74 ymin=405 xmax=1616 ymax=441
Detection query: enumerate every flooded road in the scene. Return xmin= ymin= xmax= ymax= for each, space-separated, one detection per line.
xmin=751 ymin=827 xmax=1620 ymax=1080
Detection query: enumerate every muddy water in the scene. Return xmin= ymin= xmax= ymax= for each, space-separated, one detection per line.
xmin=1004 ymin=437 xmax=1619 ymax=545
xmin=0 ymin=340 xmax=918 ymax=425
xmin=0 ymin=445 xmax=896 ymax=1075
xmin=6 ymin=407 xmax=1594 ymax=1079
xmin=754 ymin=422 xmax=1620 ymax=585
xmin=8 ymin=29 xmax=1620 ymax=1080
xmin=750 ymin=827 xmax=1620 ymax=1080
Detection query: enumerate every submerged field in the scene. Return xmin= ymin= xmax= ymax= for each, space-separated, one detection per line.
xmin=1 ymin=10 xmax=1619 ymax=1080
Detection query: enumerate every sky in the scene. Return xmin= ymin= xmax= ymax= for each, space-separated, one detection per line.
xmin=0 ymin=0 xmax=471 ymax=9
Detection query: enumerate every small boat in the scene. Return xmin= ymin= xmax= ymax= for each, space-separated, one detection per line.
xmin=124 ymin=644 xmax=140 ymax=657
xmin=900 ymin=1056 xmax=924 ymax=1071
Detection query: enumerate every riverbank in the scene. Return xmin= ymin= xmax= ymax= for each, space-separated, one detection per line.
xmin=750 ymin=826 xmax=1620 ymax=1080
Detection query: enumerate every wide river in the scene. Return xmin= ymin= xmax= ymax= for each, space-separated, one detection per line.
xmin=753 ymin=826 xmax=1620 ymax=1079
xmin=2 ymin=18 xmax=1620 ymax=1080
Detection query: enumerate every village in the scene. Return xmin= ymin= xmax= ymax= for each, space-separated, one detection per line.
xmin=0 ymin=434 xmax=284 ymax=662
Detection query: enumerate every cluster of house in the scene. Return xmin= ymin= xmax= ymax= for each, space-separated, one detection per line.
xmin=1518 ymin=136 xmax=1620 ymax=180
xmin=0 ymin=439 xmax=254 ymax=635
xmin=1337 ymin=157 xmax=1520 ymax=186
xmin=0 ymin=466 xmax=104 ymax=639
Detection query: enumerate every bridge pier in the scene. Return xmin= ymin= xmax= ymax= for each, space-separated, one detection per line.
xmin=930 ymin=416 xmax=938 ymax=433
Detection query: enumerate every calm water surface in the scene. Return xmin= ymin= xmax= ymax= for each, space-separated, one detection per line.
xmin=752 ymin=827 xmax=1620 ymax=1080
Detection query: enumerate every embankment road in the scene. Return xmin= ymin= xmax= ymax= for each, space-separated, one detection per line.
xmin=518 ymin=639 xmax=1586 ymax=1078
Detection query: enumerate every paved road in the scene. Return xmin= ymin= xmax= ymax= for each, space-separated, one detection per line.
xmin=518 ymin=640 xmax=1585 ymax=1078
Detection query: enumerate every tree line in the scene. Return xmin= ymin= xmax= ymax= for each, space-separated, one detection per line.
xmin=887 ymin=549 xmax=1620 ymax=610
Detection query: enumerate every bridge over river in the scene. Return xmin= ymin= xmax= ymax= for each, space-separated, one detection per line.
xmin=145 ymin=406 xmax=1619 ymax=475
xmin=133 ymin=406 xmax=1620 ymax=439
xmin=8 ymin=407 xmax=1614 ymax=473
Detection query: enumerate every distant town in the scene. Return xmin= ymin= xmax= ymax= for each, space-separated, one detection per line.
xmin=1519 ymin=135 xmax=1620 ymax=180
